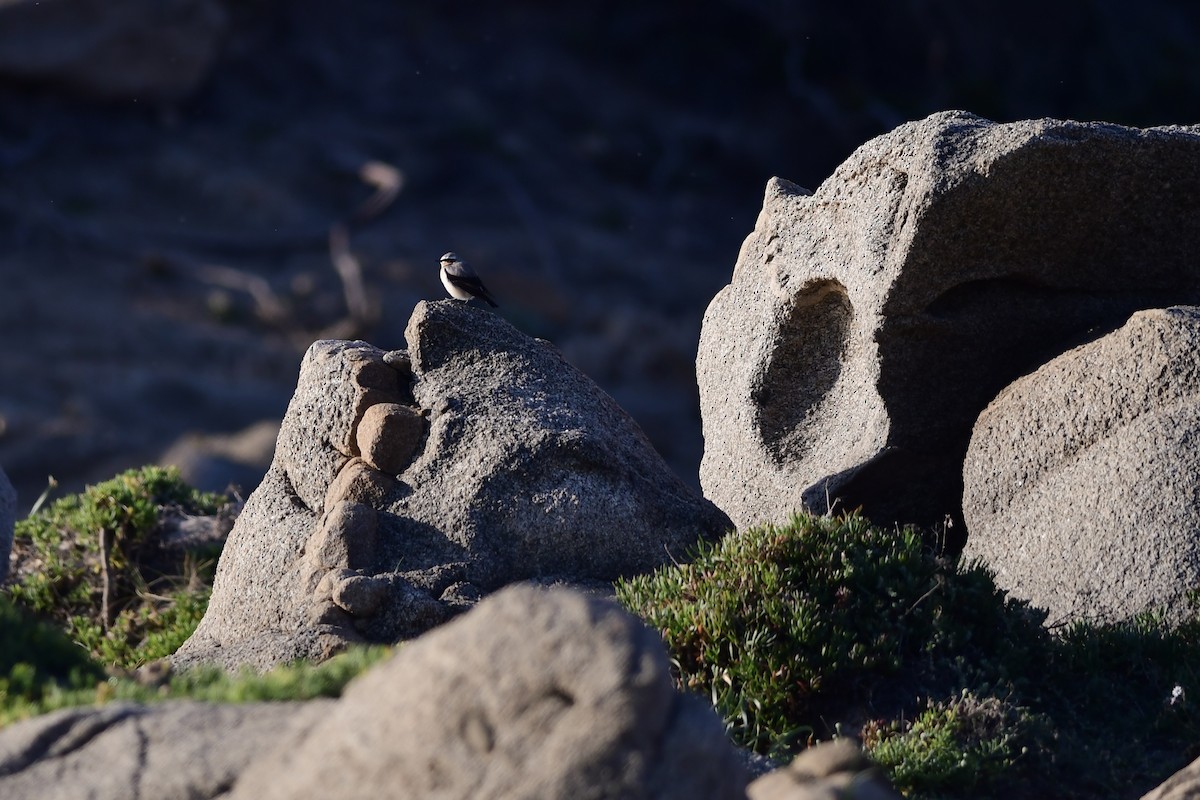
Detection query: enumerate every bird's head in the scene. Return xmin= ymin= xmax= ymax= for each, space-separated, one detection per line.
xmin=440 ymin=252 xmax=459 ymax=265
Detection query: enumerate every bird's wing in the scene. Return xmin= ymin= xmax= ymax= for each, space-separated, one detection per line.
xmin=443 ymin=270 xmax=489 ymax=294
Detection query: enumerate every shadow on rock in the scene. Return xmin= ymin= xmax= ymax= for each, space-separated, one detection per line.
xmin=174 ymin=300 xmax=730 ymax=672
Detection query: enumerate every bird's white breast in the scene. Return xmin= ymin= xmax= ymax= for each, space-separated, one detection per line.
xmin=440 ymin=267 xmax=473 ymax=300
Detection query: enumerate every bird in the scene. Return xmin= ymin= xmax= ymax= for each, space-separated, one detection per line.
xmin=439 ymin=252 xmax=498 ymax=307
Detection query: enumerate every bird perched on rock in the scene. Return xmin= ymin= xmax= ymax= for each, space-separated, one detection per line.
xmin=439 ymin=252 xmax=498 ymax=307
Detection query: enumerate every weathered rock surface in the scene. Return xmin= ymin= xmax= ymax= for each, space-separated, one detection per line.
xmin=697 ymin=111 xmax=1200 ymax=536
xmin=1 ymin=585 xmax=752 ymax=799
xmin=0 ymin=700 xmax=330 ymax=800
xmin=1141 ymin=753 xmax=1200 ymax=800
xmin=747 ymin=739 xmax=901 ymax=800
xmin=175 ymin=300 xmax=729 ymax=671
xmin=230 ymin=584 xmax=749 ymax=800
xmin=0 ymin=465 xmax=13 ymax=586
xmin=962 ymin=306 xmax=1200 ymax=625
xmin=172 ymin=338 xmax=407 ymax=671
xmin=0 ymin=0 xmax=226 ymax=102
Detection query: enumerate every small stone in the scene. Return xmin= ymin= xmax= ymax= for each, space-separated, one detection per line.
xmin=382 ymin=349 xmax=412 ymax=372
xmin=323 ymin=458 xmax=395 ymax=511
xmin=313 ymin=569 xmax=354 ymax=603
xmin=306 ymin=500 xmax=378 ymax=571
xmin=355 ymin=403 xmax=425 ymax=474
xmin=308 ymin=597 xmax=354 ymax=627
xmin=747 ymin=739 xmax=901 ymax=800
xmin=439 ymin=581 xmax=482 ymax=609
xmin=133 ymin=658 xmax=172 ymax=687
xmin=331 ymin=574 xmax=389 ymax=617
xmin=352 ymin=359 xmax=400 ymax=393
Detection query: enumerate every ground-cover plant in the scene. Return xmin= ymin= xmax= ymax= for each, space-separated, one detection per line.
xmin=0 ymin=594 xmax=107 ymax=724
xmin=0 ymin=630 xmax=393 ymax=727
xmin=615 ymin=511 xmax=1048 ymax=757
xmin=1 ymin=465 xmax=393 ymax=729
xmin=5 ymin=466 xmax=233 ymax=669
xmin=616 ymin=510 xmax=1200 ymax=799
xmin=864 ymin=689 xmax=1050 ymax=798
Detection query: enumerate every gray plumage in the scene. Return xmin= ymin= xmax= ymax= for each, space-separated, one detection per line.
xmin=439 ymin=252 xmax=498 ymax=307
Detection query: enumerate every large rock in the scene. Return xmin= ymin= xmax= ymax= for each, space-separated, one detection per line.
xmin=0 ymin=586 xmax=747 ymax=799
xmin=697 ymin=111 xmax=1200 ymax=536
xmin=175 ymin=300 xmax=730 ymax=671
xmin=0 ymin=465 xmax=13 ymax=586
xmin=230 ymin=584 xmax=749 ymax=800
xmin=962 ymin=306 xmax=1200 ymax=625
xmin=0 ymin=701 xmax=329 ymax=800
xmin=0 ymin=0 xmax=226 ymax=102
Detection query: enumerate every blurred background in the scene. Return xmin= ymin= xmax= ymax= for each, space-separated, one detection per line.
xmin=1 ymin=0 xmax=1197 ymax=507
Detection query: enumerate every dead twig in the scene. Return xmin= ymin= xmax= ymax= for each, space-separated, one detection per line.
xmin=99 ymin=527 xmax=114 ymax=631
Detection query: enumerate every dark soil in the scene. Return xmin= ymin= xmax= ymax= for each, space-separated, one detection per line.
xmin=1 ymin=1 xmax=1196 ymax=507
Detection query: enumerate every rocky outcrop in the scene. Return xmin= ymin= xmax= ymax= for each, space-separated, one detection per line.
xmin=229 ymin=584 xmax=749 ymax=800
xmin=0 ymin=465 xmax=13 ymax=586
xmin=174 ymin=300 xmax=730 ymax=671
xmin=697 ymin=111 xmax=1200 ymax=537
xmin=0 ymin=0 xmax=226 ymax=102
xmin=962 ymin=306 xmax=1200 ymax=625
xmin=0 ymin=585 xmax=763 ymax=799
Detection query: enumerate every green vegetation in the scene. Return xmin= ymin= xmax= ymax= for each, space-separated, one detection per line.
xmin=0 ymin=594 xmax=107 ymax=723
xmin=1 ymin=466 xmax=391 ymax=728
xmin=0 ymin=598 xmax=392 ymax=725
xmin=6 ymin=466 xmax=228 ymax=669
xmin=616 ymin=512 xmax=1047 ymax=757
xmin=616 ymin=511 xmax=1200 ymax=799
xmin=864 ymin=690 xmax=1049 ymax=797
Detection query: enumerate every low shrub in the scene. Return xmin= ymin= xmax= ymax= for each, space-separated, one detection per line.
xmin=616 ymin=511 xmax=1046 ymax=757
xmin=617 ymin=510 xmax=1200 ymax=797
xmin=6 ymin=465 xmax=232 ymax=669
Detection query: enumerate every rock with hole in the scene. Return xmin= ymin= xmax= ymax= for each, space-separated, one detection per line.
xmin=698 ymin=111 xmax=1200 ymax=535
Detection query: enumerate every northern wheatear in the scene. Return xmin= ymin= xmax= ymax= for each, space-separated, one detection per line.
xmin=439 ymin=252 xmax=498 ymax=307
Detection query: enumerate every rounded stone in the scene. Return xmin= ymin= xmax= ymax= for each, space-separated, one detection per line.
xmin=355 ymin=403 xmax=425 ymax=474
